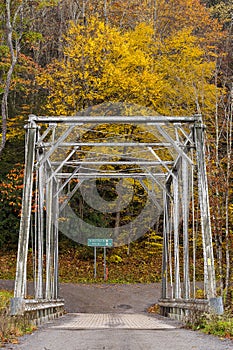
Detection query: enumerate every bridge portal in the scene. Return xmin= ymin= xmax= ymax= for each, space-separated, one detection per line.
xmin=11 ymin=112 xmax=221 ymax=320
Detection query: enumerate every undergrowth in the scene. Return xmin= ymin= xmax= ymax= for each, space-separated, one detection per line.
xmin=0 ymin=243 xmax=164 ymax=283
xmin=186 ymin=310 xmax=233 ymax=340
xmin=58 ymin=244 xmax=163 ymax=283
xmin=147 ymin=300 xmax=233 ymax=340
xmin=0 ymin=235 xmax=206 ymax=284
xmin=0 ymin=290 xmax=36 ymax=347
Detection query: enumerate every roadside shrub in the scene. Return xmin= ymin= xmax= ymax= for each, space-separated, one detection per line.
xmin=186 ymin=310 xmax=233 ymax=339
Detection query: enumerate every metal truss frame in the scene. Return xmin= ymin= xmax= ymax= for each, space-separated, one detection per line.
xmin=13 ymin=114 xmax=216 ymax=313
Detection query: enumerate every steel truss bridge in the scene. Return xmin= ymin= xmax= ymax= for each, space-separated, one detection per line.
xmin=11 ymin=114 xmax=222 ymax=320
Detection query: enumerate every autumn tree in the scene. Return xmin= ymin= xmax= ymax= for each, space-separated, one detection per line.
xmin=0 ymin=0 xmax=23 ymax=155
xmin=37 ymin=18 xmax=219 ymax=117
xmin=0 ymin=0 xmax=232 ymax=297
xmin=0 ymin=0 xmax=45 ymax=156
xmin=0 ymin=164 xmax=24 ymax=249
xmin=203 ymin=1 xmax=233 ymax=295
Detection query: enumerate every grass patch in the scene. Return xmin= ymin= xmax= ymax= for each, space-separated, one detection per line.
xmin=0 ymin=290 xmax=36 ymax=347
xmin=201 ymin=316 xmax=233 ymax=338
xmin=186 ymin=310 xmax=233 ymax=340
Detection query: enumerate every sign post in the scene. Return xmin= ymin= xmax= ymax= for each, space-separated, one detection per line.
xmin=104 ymin=247 xmax=106 ymax=281
xmin=94 ymin=246 xmax=97 ymax=279
xmin=88 ymin=239 xmax=113 ymax=280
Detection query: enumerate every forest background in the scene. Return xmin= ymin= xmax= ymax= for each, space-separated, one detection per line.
xmin=0 ymin=0 xmax=233 ymax=305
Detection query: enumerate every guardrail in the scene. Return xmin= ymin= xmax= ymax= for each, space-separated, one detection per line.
xmin=158 ymin=297 xmax=223 ymax=321
xmin=11 ymin=298 xmax=65 ymax=325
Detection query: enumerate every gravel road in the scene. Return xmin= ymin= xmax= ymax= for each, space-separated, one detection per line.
xmin=1 ymin=280 xmax=233 ymax=350
xmin=3 ymin=315 xmax=233 ymax=350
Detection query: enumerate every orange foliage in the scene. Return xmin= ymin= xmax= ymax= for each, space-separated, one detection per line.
xmin=0 ymin=164 xmax=24 ymax=215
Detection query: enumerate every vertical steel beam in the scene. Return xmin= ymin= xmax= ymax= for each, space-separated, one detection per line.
xmin=53 ymin=181 xmax=59 ymax=299
xmin=162 ymin=184 xmax=171 ymax=299
xmin=182 ymin=158 xmax=190 ymax=299
xmin=45 ymin=166 xmax=54 ymax=299
xmin=33 ymin=174 xmax=38 ymax=297
xmin=14 ymin=122 xmax=37 ymax=298
xmin=195 ymin=122 xmax=216 ymax=298
xmin=173 ymin=173 xmax=181 ymax=299
xmin=36 ymin=159 xmax=45 ymax=299
xmin=191 ymin=157 xmax=197 ymax=299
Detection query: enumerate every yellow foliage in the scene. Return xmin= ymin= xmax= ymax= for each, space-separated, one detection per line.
xmin=37 ymin=18 xmax=220 ymax=117
xmin=153 ymin=29 xmax=218 ymax=116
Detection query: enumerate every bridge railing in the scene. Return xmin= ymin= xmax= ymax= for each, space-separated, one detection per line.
xmin=158 ymin=297 xmax=223 ymax=321
xmin=10 ymin=298 xmax=65 ymax=325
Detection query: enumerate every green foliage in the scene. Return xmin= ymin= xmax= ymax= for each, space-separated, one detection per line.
xmin=22 ymin=31 xmax=43 ymax=45
xmin=202 ymin=317 xmax=233 ymax=337
xmin=0 ymin=45 xmax=9 ymax=57
xmin=0 ymin=290 xmax=13 ymax=310
xmin=188 ymin=312 xmax=233 ymax=339
xmin=37 ymin=0 xmax=59 ymax=9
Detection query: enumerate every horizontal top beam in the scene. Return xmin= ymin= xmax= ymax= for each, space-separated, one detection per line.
xmin=39 ymin=142 xmax=172 ymax=147
xmin=29 ymin=114 xmax=201 ymax=124
xmin=55 ymin=173 xmax=166 ymax=179
xmin=51 ymin=161 xmax=174 ymax=166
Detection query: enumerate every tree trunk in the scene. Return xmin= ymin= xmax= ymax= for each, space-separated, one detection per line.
xmin=153 ymin=0 xmax=157 ymax=31
xmin=225 ymin=83 xmax=233 ymax=298
xmin=103 ymin=0 xmax=108 ymax=23
xmin=0 ymin=0 xmax=21 ymax=156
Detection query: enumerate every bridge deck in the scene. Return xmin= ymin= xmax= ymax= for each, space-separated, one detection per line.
xmin=51 ymin=313 xmax=177 ymax=330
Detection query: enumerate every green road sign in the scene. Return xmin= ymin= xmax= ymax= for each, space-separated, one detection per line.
xmin=88 ymin=238 xmax=113 ymax=247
